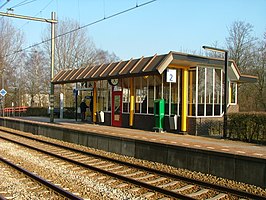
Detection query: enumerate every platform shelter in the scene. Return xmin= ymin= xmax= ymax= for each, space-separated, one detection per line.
xmin=52 ymin=51 xmax=256 ymax=134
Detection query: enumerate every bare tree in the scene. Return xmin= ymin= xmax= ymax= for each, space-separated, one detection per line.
xmin=0 ymin=18 xmax=24 ymax=69
xmin=226 ymin=21 xmax=257 ymax=73
xmin=252 ymin=32 xmax=266 ymax=111
xmin=93 ymin=49 xmax=120 ymax=65
xmin=226 ymin=21 xmax=266 ymax=111
xmin=0 ymin=18 xmax=24 ymax=107
xmin=22 ymin=48 xmax=50 ymax=107
xmin=43 ymin=19 xmax=97 ymax=74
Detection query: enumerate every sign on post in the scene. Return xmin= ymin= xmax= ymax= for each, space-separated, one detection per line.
xmin=0 ymin=89 xmax=7 ymax=96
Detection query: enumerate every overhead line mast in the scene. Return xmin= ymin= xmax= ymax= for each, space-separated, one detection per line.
xmin=0 ymin=11 xmax=58 ymax=123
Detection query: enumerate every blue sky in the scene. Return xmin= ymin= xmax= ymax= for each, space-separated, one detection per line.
xmin=1 ymin=0 xmax=266 ymax=60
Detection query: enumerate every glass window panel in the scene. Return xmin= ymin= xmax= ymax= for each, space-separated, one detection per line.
xmin=95 ymin=80 xmax=109 ymax=112
xmin=231 ymin=82 xmax=236 ymax=104
xmin=141 ymin=76 xmax=148 ymax=113
xmin=135 ymin=77 xmax=141 ymax=113
xmin=122 ymin=78 xmax=130 ymax=113
xmin=148 ymin=76 xmax=154 ymax=114
xmin=214 ymin=69 xmax=222 ymax=115
xmin=197 ymin=67 xmax=205 ymax=116
xmin=188 ymin=70 xmax=196 ymax=116
xmin=114 ymin=95 xmax=121 ymax=114
xmin=206 ymin=68 xmax=213 ymax=116
xmin=154 ymin=75 xmax=162 ymax=100
xmin=171 ymin=80 xmax=178 ymax=115
xmin=123 ymin=88 xmax=129 ymax=113
xmin=163 ymin=81 xmax=169 ymax=115
xmin=108 ymin=84 xmax=111 ymax=111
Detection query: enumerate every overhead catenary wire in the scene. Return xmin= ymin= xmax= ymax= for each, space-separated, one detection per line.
xmin=4 ymin=0 xmax=156 ymax=58
xmin=10 ymin=0 xmax=38 ymax=9
xmin=18 ymin=0 xmax=55 ymax=30
xmin=0 ymin=0 xmax=11 ymax=10
xmin=0 ymin=0 xmax=39 ymax=20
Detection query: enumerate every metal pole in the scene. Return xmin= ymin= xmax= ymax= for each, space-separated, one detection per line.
xmin=75 ymin=92 xmax=78 ymax=121
xmin=2 ymin=72 xmax=4 ymax=117
xmin=223 ymin=51 xmax=228 ymax=138
xmin=50 ymin=12 xmax=56 ymax=123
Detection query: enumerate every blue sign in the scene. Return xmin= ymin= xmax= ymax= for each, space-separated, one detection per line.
xmin=0 ymin=89 xmax=7 ymax=97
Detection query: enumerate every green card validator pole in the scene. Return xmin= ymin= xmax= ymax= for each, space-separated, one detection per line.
xmin=154 ymin=99 xmax=165 ymax=132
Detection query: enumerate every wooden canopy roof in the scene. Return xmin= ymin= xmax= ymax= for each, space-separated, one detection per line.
xmin=52 ymin=51 xmax=257 ymax=84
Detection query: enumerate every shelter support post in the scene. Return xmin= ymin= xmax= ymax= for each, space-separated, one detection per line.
xmin=93 ymin=81 xmax=97 ymax=123
xmin=129 ymin=78 xmax=134 ymax=127
xmin=181 ymin=68 xmax=188 ymax=133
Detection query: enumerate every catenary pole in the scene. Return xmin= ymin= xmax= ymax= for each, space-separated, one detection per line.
xmin=0 ymin=11 xmax=57 ymax=122
xmin=50 ymin=12 xmax=56 ymax=122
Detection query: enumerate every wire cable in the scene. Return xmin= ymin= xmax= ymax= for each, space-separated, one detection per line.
xmin=18 ymin=0 xmax=54 ymax=30
xmin=4 ymin=0 xmax=156 ymax=58
xmin=0 ymin=0 xmax=11 ymax=10
xmin=10 ymin=0 xmax=38 ymax=9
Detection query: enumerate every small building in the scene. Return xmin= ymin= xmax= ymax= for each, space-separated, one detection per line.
xmin=52 ymin=51 xmax=256 ymax=135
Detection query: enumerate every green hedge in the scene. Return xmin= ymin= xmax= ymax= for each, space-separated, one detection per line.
xmin=228 ymin=112 xmax=266 ymax=143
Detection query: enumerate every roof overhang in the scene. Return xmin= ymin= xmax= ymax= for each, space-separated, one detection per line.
xmin=238 ymin=74 xmax=258 ymax=83
xmin=52 ymin=51 xmax=257 ymax=84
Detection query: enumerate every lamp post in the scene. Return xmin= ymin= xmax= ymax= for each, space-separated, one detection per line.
xmin=202 ymin=46 xmax=228 ymax=138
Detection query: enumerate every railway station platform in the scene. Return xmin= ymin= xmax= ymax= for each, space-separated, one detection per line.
xmin=0 ymin=116 xmax=265 ymax=188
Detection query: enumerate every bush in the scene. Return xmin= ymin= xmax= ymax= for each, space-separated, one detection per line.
xmin=26 ymin=107 xmax=48 ymax=116
xmin=228 ymin=112 xmax=266 ymax=143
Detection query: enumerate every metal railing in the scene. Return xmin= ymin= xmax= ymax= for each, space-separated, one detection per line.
xmin=1 ymin=106 xmax=28 ymax=117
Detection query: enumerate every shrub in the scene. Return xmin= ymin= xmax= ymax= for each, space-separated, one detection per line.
xmin=228 ymin=112 xmax=266 ymax=143
xmin=26 ymin=107 xmax=48 ymax=116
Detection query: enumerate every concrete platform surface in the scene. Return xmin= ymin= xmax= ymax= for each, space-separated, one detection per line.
xmin=11 ymin=116 xmax=266 ymax=159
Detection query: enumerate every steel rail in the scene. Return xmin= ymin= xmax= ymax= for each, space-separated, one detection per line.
xmin=0 ymin=156 xmax=82 ymax=200
xmin=0 ymin=133 xmax=194 ymax=200
xmin=1 ymin=129 xmax=266 ymax=200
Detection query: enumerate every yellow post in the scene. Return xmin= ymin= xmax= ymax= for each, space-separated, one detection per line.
xmin=189 ymin=70 xmax=193 ymax=116
xmin=181 ymin=68 xmax=188 ymax=132
xmin=129 ymin=78 xmax=134 ymax=127
xmin=93 ymin=81 xmax=97 ymax=123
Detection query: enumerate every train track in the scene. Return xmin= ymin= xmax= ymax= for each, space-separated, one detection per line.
xmin=0 ymin=128 xmax=265 ymax=200
xmin=0 ymin=156 xmax=81 ymax=200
